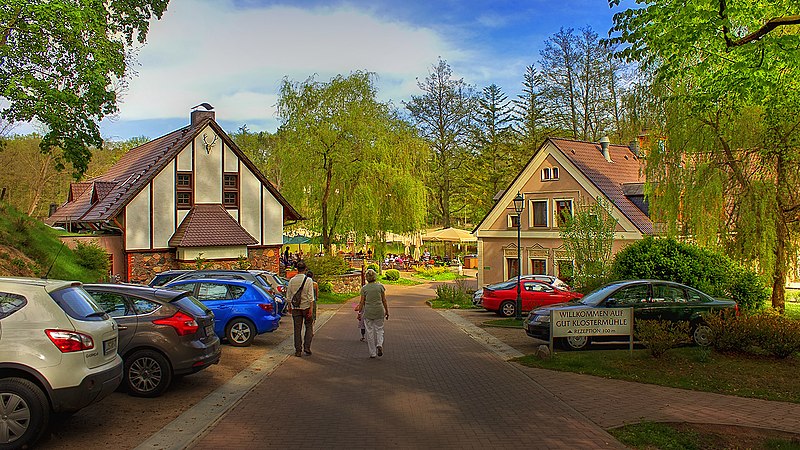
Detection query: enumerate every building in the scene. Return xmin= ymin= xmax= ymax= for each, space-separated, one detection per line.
xmin=473 ymin=137 xmax=653 ymax=288
xmin=47 ymin=106 xmax=301 ymax=282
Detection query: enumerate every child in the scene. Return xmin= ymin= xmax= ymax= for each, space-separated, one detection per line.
xmin=354 ymin=302 xmax=366 ymax=341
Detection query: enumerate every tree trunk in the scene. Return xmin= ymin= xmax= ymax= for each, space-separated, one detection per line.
xmin=771 ymin=217 xmax=788 ymax=312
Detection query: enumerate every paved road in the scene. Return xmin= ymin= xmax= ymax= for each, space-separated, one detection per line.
xmin=191 ymin=283 xmax=623 ymax=449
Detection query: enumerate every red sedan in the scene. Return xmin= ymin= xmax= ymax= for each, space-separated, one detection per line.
xmin=482 ymin=280 xmax=583 ymax=317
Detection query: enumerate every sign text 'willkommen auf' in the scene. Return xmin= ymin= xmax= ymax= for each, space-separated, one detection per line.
xmin=551 ymin=308 xmax=633 ymax=338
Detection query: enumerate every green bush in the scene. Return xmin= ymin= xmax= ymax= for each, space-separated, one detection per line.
xmin=319 ymin=281 xmax=333 ymax=293
xmin=73 ymin=241 xmax=110 ymax=272
xmin=414 ymin=266 xmax=447 ymax=278
xmin=706 ymin=309 xmax=800 ymax=358
xmin=384 ymin=269 xmax=400 ymax=281
xmin=704 ymin=310 xmax=748 ymax=353
xmin=612 ymin=237 xmax=768 ymax=311
xmin=366 ymin=262 xmax=380 ymax=274
xmin=634 ymin=319 xmax=692 ymax=358
xmin=435 ymin=284 xmax=471 ymax=306
xmin=305 ymin=255 xmax=350 ymax=284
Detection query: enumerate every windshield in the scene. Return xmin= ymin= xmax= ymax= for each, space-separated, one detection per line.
xmin=577 ymin=283 xmax=627 ymax=306
xmin=50 ymin=286 xmax=107 ymax=321
xmin=489 ymin=280 xmax=517 ymax=290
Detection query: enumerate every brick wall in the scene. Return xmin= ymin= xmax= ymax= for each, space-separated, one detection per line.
xmin=128 ymin=251 xmax=177 ymax=284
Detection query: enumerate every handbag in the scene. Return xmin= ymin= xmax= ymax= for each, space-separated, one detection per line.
xmin=291 ymin=275 xmax=308 ymax=308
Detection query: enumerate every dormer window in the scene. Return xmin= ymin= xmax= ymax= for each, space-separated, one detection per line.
xmin=552 ymin=167 xmax=559 ymax=179
xmin=541 ymin=167 xmax=559 ymax=181
xmin=541 ymin=168 xmax=551 ymax=180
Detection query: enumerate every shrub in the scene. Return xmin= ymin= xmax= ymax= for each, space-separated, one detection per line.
xmin=704 ymin=310 xmax=749 ymax=353
xmin=634 ymin=319 xmax=691 ymax=358
xmin=233 ymin=254 xmax=250 ymax=270
xmin=706 ymin=309 xmax=800 ymax=358
xmin=384 ymin=269 xmax=400 ymax=281
xmin=435 ymin=284 xmax=471 ymax=305
xmin=305 ymin=255 xmax=350 ymax=284
xmin=612 ymin=237 xmax=768 ymax=312
xmin=73 ymin=241 xmax=110 ymax=272
xmin=319 ymin=281 xmax=333 ymax=293
xmin=414 ymin=266 xmax=447 ymax=278
xmin=366 ymin=262 xmax=380 ymax=274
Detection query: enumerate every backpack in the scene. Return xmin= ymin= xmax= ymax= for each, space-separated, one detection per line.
xmin=291 ymin=275 xmax=308 ymax=308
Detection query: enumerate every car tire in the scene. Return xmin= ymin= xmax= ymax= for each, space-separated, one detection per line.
xmin=0 ymin=377 xmax=50 ymax=450
xmin=226 ymin=318 xmax=256 ymax=347
xmin=125 ymin=349 xmax=173 ymax=398
xmin=692 ymin=323 xmax=713 ymax=347
xmin=561 ymin=336 xmax=590 ymax=350
xmin=499 ymin=301 xmax=516 ymax=317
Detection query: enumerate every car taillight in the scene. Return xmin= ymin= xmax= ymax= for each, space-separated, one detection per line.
xmin=259 ymin=303 xmax=274 ymax=313
xmin=153 ymin=311 xmax=199 ymax=336
xmin=278 ymin=286 xmax=285 ymax=293
xmin=45 ymin=329 xmax=94 ymax=353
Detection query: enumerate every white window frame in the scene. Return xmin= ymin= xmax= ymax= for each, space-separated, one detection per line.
xmin=541 ymin=168 xmax=551 ymax=181
xmin=551 ymin=167 xmax=559 ymax=180
xmin=529 ymin=199 xmax=549 ymax=228
xmin=507 ymin=213 xmax=520 ymax=228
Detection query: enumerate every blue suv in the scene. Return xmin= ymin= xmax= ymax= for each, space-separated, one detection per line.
xmin=165 ymin=279 xmax=281 ymax=347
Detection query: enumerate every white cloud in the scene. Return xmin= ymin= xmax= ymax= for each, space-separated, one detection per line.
xmin=115 ymin=0 xmax=465 ymax=131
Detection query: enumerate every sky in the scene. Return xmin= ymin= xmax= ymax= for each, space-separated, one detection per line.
xmin=46 ymin=0 xmax=633 ymax=141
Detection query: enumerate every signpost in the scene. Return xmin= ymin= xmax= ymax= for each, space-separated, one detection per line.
xmin=549 ymin=308 xmax=634 ymax=353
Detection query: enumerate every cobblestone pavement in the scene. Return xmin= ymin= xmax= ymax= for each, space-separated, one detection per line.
xmin=191 ymin=283 xmax=624 ymax=449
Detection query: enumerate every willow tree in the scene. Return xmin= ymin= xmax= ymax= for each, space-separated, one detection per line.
xmin=276 ymin=72 xmax=427 ymax=253
xmin=608 ymin=0 xmax=800 ymax=311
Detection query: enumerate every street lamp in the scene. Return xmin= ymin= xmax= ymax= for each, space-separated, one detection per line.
xmin=513 ymin=191 xmax=525 ymax=320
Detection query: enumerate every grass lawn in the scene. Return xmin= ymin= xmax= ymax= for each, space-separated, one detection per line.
xmin=411 ymin=272 xmax=470 ymax=282
xmin=379 ymin=277 xmax=422 ymax=286
xmin=609 ymin=422 xmax=800 ymax=450
xmin=516 ymin=346 xmax=800 ymax=403
xmin=483 ymin=318 xmax=524 ymax=328
xmin=428 ymin=300 xmax=481 ymax=309
xmin=786 ymin=301 xmax=799 ymax=320
xmin=317 ymin=291 xmax=359 ymax=304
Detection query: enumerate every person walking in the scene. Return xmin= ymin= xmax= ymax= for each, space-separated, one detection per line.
xmin=286 ymin=260 xmax=314 ymax=357
xmin=357 ymin=268 xmax=389 ymax=358
xmin=306 ymin=270 xmax=319 ymax=322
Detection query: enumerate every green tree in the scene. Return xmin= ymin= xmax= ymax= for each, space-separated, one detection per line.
xmin=608 ymin=0 xmax=800 ymax=311
xmin=513 ymin=65 xmax=548 ymax=157
xmin=559 ymin=198 xmax=617 ymax=292
xmin=0 ymin=0 xmax=168 ymax=178
xmin=276 ymin=72 xmax=427 ymax=253
xmin=405 ymin=58 xmax=476 ymax=227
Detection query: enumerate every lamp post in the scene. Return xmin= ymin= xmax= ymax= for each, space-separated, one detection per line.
xmin=513 ymin=192 xmax=525 ymax=320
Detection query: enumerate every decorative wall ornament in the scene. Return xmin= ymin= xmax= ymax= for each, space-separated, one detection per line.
xmin=202 ymin=133 xmax=218 ymax=154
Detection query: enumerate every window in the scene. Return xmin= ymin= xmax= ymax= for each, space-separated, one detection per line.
xmin=507 ymin=214 xmax=520 ymax=228
xmin=177 ymin=172 xmax=193 ymax=209
xmin=532 ymin=200 xmax=548 ymax=227
xmin=524 ymin=282 xmax=553 ymax=293
xmin=131 ymin=298 xmax=160 ymax=314
xmin=552 ymin=167 xmax=559 ymax=179
xmin=608 ymin=284 xmax=650 ymax=306
xmin=531 ymin=259 xmax=546 ymax=275
xmin=541 ymin=168 xmax=551 ymax=180
xmin=0 ymin=292 xmax=26 ymax=319
xmin=197 ymin=283 xmax=231 ymax=300
xmin=223 ymin=173 xmax=239 ymax=208
xmin=652 ymin=284 xmax=687 ymax=303
xmin=88 ymin=292 xmax=130 ymax=318
xmin=541 ymin=167 xmax=559 ymax=181
xmin=555 ymin=199 xmax=573 ymax=227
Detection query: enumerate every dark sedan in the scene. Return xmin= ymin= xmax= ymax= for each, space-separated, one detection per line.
xmin=524 ymin=280 xmax=738 ymax=350
xmin=84 ymin=284 xmax=221 ymax=397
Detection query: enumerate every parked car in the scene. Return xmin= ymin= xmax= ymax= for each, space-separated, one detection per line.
xmin=148 ymin=269 xmax=192 ymax=287
xmin=482 ymin=279 xmax=583 ymax=317
xmin=473 ymin=275 xmax=570 ymax=306
xmin=0 ymin=277 xmax=123 ymax=449
xmin=249 ymin=270 xmax=288 ymax=296
xmin=169 ymin=270 xmax=287 ymax=314
xmin=165 ymin=278 xmax=281 ymax=347
xmin=524 ymin=280 xmax=739 ymax=350
xmin=83 ymin=284 xmax=221 ymax=397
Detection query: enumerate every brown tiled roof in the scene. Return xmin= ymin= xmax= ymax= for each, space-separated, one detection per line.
xmin=47 ymin=118 xmax=303 ymax=226
xmin=169 ymin=204 xmax=257 ymax=247
xmin=550 ymin=138 xmax=653 ymax=234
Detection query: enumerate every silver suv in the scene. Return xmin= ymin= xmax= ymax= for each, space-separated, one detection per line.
xmin=0 ymin=278 xmax=123 ymax=449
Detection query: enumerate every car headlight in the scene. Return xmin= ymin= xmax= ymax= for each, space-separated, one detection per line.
xmin=532 ymin=313 xmax=550 ymax=324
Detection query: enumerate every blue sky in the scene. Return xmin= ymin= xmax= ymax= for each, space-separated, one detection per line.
xmin=82 ymin=0 xmax=631 ymax=140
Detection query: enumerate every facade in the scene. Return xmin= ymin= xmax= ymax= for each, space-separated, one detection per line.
xmin=47 ymin=108 xmax=301 ymax=283
xmin=473 ymin=137 xmax=653 ymax=288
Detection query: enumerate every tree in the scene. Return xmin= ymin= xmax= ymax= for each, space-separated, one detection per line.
xmin=405 ymin=58 xmax=476 ymax=227
xmin=276 ymin=72 xmax=427 ymax=253
xmin=559 ymin=198 xmax=617 ymax=292
xmin=0 ymin=0 xmax=169 ymax=178
xmin=231 ymin=125 xmax=284 ymax=190
xmin=513 ymin=65 xmax=548 ymax=157
xmin=608 ymin=0 xmax=800 ymax=311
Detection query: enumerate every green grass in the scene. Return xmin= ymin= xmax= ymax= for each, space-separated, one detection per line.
xmin=317 ymin=291 xmax=359 ymax=304
xmin=428 ymin=300 xmax=480 ymax=309
xmin=786 ymin=301 xmax=800 ymax=320
xmin=412 ymin=272 xmax=469 ymax=281
xmin=379 ymin=276 xmax=422 ymax=286
xmin=609 ymin=422 xmax=702 ymax=450
xmin=516 ymin=346 xmax=800 ymax=403
xmin=483 ymin=318 xmax=524 ymax=328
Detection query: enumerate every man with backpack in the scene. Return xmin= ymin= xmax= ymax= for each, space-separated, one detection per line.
xmin=286 ymin=260 xmax=315 ymax=357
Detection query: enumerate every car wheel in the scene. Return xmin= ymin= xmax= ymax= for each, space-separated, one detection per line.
xmin=0 ymin=377 xmax=50 ymax=449
xmin=499 ymin=301 xmax=516 ymax=317
xmin=692 ymin=323 xmax=713 ymax=347
xmin=562 ymin=336 xmax=590 ymax=350
xmin=125 ymin=350 xmax=173 ymax=398
xmin=226 ymin=318 xmax=256 ymax=347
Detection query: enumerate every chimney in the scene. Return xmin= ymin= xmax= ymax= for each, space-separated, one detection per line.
xmin=628 ymin=140 xmax=640 ymax=157
xmin=190 ymin=103 xmax=215 ymax=127
xmin=599 ymin=135 xmax=612 ymax=162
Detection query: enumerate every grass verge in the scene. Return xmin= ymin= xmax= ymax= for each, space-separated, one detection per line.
xmin=317 ymin=291 xmax=359 ymax=304
xmin=412 ymin=272 xmax=469 ymax=282
xmin=380 ymin=277 xmax=422 ymax=286
xmin=609 ymin=422 xmax=800 ymax=450
xmin=786 ymin=301 xmax=799 ymax=320
xmin=516 ymin=346 xmax=800 ymax=403
xmin=428 ymin=300 xmax=481 ymax=309
xmin=483 ymin=318 xmax=523 ymax=328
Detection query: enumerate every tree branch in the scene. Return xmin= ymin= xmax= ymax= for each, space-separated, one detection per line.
xmin=1 ymin=6 xmax=24 ymax=49
xmin=725 ymin=13 xmax=800 ymax=48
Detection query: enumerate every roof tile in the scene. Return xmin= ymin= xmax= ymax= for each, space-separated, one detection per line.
xmin=169 ymin=204 xmax=258 ymax=247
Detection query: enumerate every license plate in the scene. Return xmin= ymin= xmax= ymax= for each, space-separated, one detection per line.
xmin=205 ymin=325 xmax=215 ymax=337
xmin=103 ymin=337 xmax=117 ymax=355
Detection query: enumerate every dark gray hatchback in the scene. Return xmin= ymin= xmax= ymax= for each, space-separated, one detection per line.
xmin=84 ymin=284 xmax=221 ymax=397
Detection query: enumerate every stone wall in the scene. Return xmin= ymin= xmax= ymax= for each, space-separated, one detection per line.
xmin=248 ymin=246 xmax=281 ymax=273
xmin=129 ymin=251 xmax=176 ymax=284
xmin=329 ymin=273 xmax=363 ymax=294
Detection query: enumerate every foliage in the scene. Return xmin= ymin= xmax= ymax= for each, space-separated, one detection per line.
xmin=432 ymin=283 xmax=473 ymax=309
xmin=609 ymin=422 xmax=703 ymax=450
xmin=405 ymin=58 xmax=476 ymax=227
xmin=611 ymin=237 xmax=769 ymax=311
xmin=193 ymin=253 xmax=211 ymax=271
xmin=413 ymin=265 xmax=448 ymax=278
xmin=607 ymin=0 xmax=800 ymax=311
xmin=233 ymin=254 xmax=250 ymax=270
xmin=73 ymin=241 xmax=110 ymax=273
xmin=384 ymin=269 xmax=400 ymax=281
xmin=634 ymin=319 xmax=692 ymax=358
xmin=560 ymin=198 xmax=617 ymax=292
xmin=318 ymin=281 xmax=333 ymax=293
xmin=305 ymin=255 xmax=350 ymax=284
xmin=0 ymin=1 xmax=168 ymax=178
xmin=366 ymin=262 xmax=380 ymax=274
xmin=276 ymin=72 xmax=427 ymax=252
xmin=316 ymin=290 xmax=358 ymax=304
xmin=705 ymin=309 xmax=800 ymax=358
xmin=517 ymin=346 xmax=800 ymax=403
